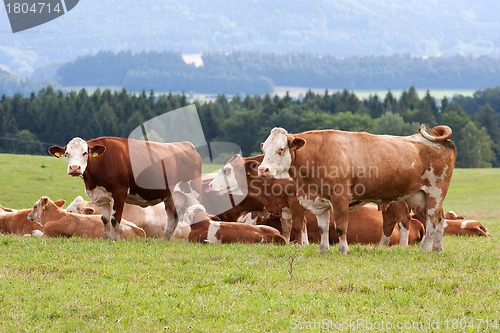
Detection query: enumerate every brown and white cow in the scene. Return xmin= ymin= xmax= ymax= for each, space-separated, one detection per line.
xmin=207 ymin=154 xmax=307 ymax=243
xmin=28 ymin=196 xmax=146 ymax=238
xmin=184 ymin=204 xmax=286 ymax=245
xmin=258 ymin=125 xmax=456 ymax=254
xmin=48 ymin=136 xmax=202 ymax=240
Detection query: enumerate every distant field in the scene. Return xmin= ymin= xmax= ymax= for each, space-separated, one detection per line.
xmin=273 ymin=86 xmax=476 ymax=100
xmin=60 ymin=85 xmax=476 ymax=103
xmin=0 ymin=153 xmax=498 ymax=332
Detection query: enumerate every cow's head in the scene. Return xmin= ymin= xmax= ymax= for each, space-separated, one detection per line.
xmin=258 ymin=127 xmax=305 ymax=179
xmin=48 ymin=137 xmax=106 ymax=177
xmin=207 ymin=154 xmax=257 ymax=196
xmin=28 ymin=196 xmax=65 ymax=225
xmin=183 ymin=204 xmax=210 ymax=225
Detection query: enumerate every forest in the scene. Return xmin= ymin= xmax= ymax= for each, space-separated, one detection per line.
xmin=1 ymin=85 xmax=499 ymax=168
xmin=54 ymin=51 xmax=500 ymax=95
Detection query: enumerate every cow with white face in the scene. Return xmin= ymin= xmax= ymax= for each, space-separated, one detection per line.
xmin=207 ymin=154 xmax=307 ymax=243
xmin=49 ymin=136 xmax=202 ymax=241
xmin=258 ymin=125 xmax=456 ymax=254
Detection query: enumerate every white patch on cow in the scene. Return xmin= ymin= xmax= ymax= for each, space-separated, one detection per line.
xmin=316 ymin=210 xmax=330 ymax=253
xmin=208 ymin=163 xmax=244 ymax=196
xmin=302 ymin=226 xmax=309 ymax=245
xmin=281 ymin=207 xmax=292 ymax=220
xmin=410 ymin=161 xmax=417 ymax=169
xmin=66 ymin=195 xmax=86 ymax=213
xmin=182 ymin=204 xmax=207 ymax=226
xmin=172 ymin=181 xmax=201 ymax=210
xmin=87 ymin=186 xmax=113 ymax=207
xmin=141 ymin=203 xmax=167 ymax=227
xmin=172 ymin=221 xmax=191 ymax=239
xmin=461 ymin=221 xmax=469 ymax=229
xmin=379 ymin=233 xmax=391 ymax=246
xmin=26 ymin=230 xmax=44 ymax=238
xmin=121 ymin=224 xmax=132 ymax=231
xmin=298 ymin=196 xmax=332 ymax=215
xmin=433 ymin=218 xmax=446 ymax=251
xmin=258 ymin=127 xmax=293 ymax=180
xmin=206 ymin=221 xmax=221 ymax=244
xmin=398 ymin=222 xmax=409 ymax=246
xmin=448 ymin=210 xmax=458 ymax=218
xmin=421 ymin=166 xmax=448 ymax=215
xmin=420 ymin=218 xmax=435 ymax=252
xmin=338 ymin=238 xmax=349 ymax=255
xmin=238 ymin=212 xmax=257 ymax=225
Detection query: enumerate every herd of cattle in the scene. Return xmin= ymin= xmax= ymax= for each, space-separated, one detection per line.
xmin=0 ymin=125 xmax=492 ymax=250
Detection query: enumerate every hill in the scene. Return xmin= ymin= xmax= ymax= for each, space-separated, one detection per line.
xmin=1 ymin=0 xmax=500 ymax=78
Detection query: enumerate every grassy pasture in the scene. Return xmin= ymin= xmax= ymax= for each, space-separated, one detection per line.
xmin=0 ymin=153 xmax=499 ymax=332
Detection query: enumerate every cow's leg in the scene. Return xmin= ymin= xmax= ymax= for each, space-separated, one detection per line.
xmin=332 ymin=199 xmax=349 ymax=254
xmin=280 ymin=207 xmax=292 ymax=243
xmin=398 ymin=222 xmax=409 ymax=246
xmin=99 ymin=202 xmax=113 ymax=239
xmin=301 ymin=217 xmax=309 ymax=245
xmin=290 ymin=204 xmax=307 ymax=245
xmin=316 ymin=210 xmax=330 ymax=253
xmin=420 ymin=215 xmax=435 ymax=252
xmin=432 ymin=209 xmax=446 ymax=251
xmin=110 ymin=197 xmax=125 ymax=241
xmin=162 ymin=197 xmax=178 ymax=241
xmin=380 ymin=208 xmax=396 ymax=246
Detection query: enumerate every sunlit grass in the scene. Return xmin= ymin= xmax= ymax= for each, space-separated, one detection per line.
xmin=0 ymin=153 xmax=498 ymax=332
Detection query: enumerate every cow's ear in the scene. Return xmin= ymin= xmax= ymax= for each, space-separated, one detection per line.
xmin=89 ymin=145 xmax=106 ymax=158
xmin=53 ymin=199 xmax=66 ymax=208
xmin=40 ymin=197 xmax=49 ymax=208
xmin=82 ymin=207 xmax=95 ymax=215
xmin=48 ymin=145 xmax=65 ymax=158
xmin=244 ymin=160 xmax=259 ymax=175
xmin=289 ymin=137 xmax=306 ymax=151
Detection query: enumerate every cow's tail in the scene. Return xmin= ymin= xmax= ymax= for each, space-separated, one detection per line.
xmin=419 ymin=124 xmax=452 ymax=142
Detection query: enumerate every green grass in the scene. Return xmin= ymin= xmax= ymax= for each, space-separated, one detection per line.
xmin=0 ymin=154 xmax=499 ymax=332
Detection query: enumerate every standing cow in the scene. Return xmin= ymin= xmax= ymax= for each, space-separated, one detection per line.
xmin=258 ymin=125 xmax=456 ymax=254
xmin=49 ymin=136 xmax=202 ymax=240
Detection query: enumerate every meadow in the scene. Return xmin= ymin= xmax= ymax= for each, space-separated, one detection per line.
xmin=0 ymin=153 xmax=498 ymax=332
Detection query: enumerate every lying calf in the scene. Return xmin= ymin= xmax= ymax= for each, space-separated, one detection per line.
xmin=443 ymin=211 xmax=491 ymax=237
xmin=0 ymin=205 xmax=56 ymax=235
xmin=184 ymin=204 xmax=286 ymax=245
xmin=28 ymin=196 xmax=146 ymax=238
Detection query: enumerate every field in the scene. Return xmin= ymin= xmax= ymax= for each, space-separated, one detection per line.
xmin=273 ymin=86 xmax=476 ymax=100
xmin=0 ymin=153 xmax=499 ymax=332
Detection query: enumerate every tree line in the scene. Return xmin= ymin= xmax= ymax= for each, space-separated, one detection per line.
xmin=55 ymin=51 xmax=500 ymax=95
xmin=1 ymin=85 xmax=500 ymax=168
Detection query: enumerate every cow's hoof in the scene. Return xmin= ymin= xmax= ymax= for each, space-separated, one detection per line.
xmin=338 ymin=248 xmax=349 ymax=255
xmin=318 ymin=245 xmax=330 ymax=253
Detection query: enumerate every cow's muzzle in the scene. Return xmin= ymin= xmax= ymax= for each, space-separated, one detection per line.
xmin=68 ymin=165 xmax=82 ymax=176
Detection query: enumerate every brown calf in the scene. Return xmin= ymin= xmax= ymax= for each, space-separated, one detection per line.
xmin=185 ymin=204 xmax=286 ymax=245
xmin=0 ymin=208 xmax=45 ymax=235
xmin=28 ymin=196 xmax=146 ymax=238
